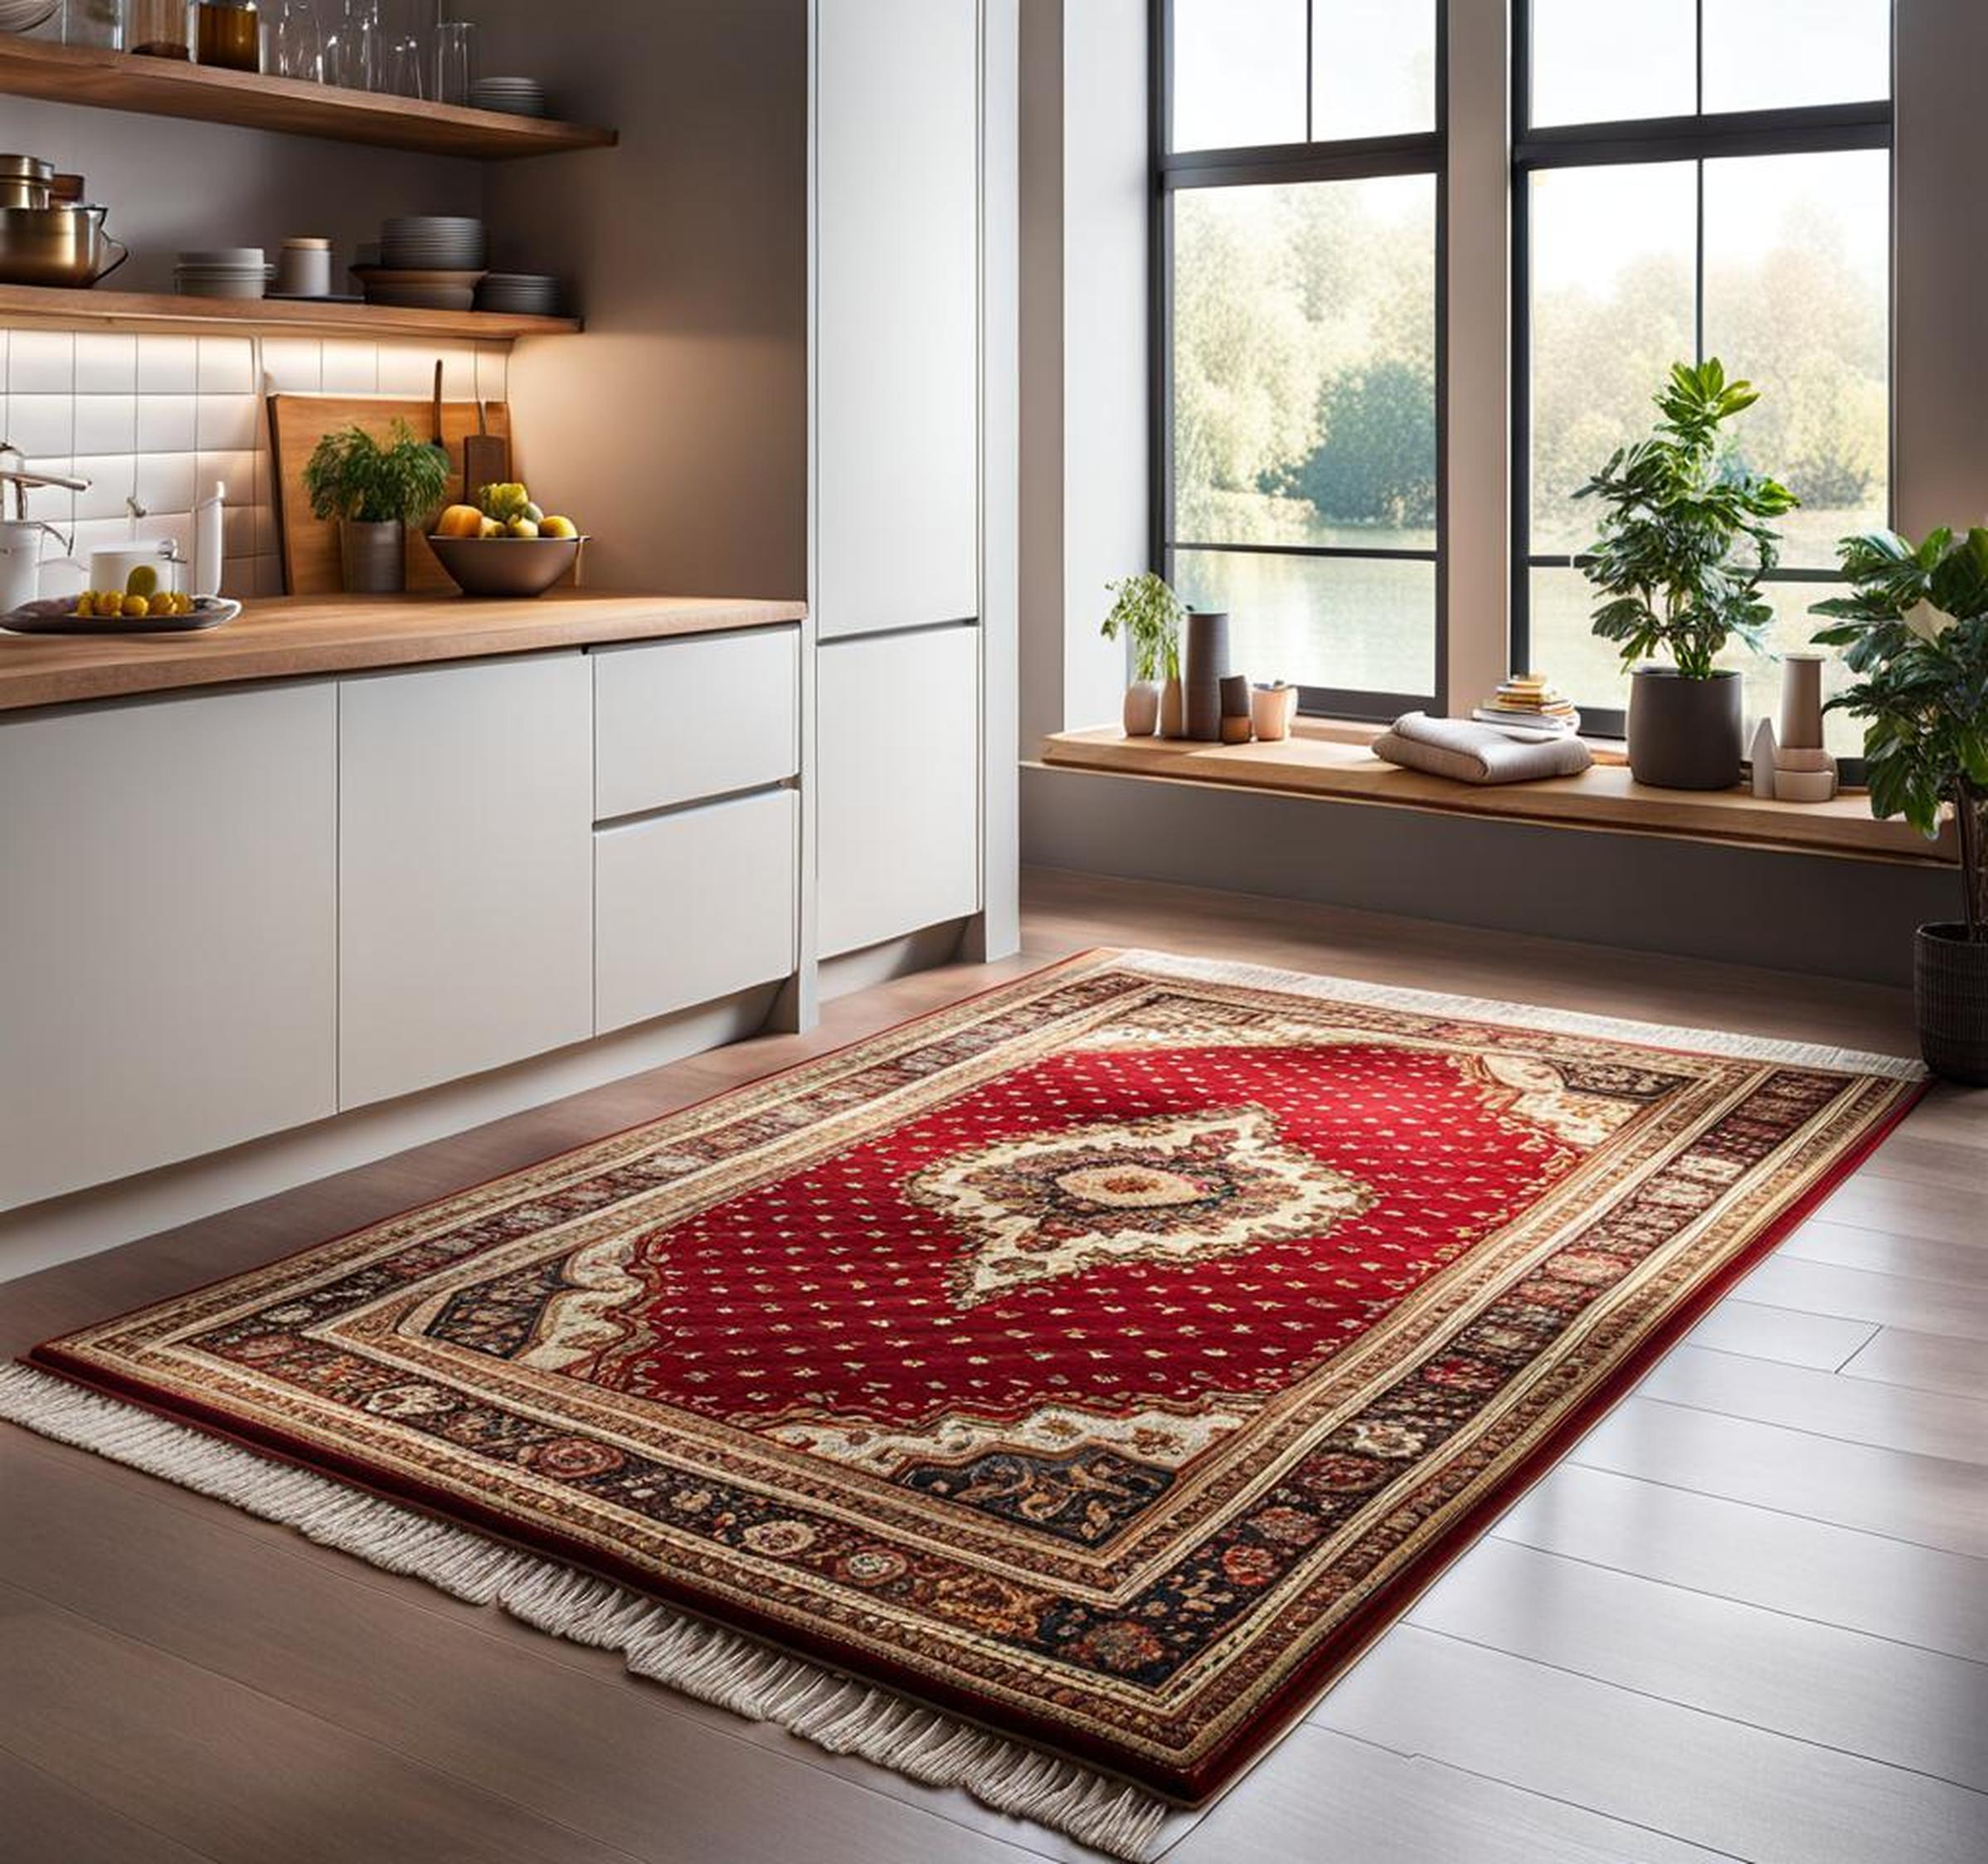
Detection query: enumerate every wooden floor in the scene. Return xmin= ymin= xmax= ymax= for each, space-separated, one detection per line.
xmin=3 ymin=868 xmax=1985 ymax=1864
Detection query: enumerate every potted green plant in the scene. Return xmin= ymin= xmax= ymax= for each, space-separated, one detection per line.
xmin=1811 ymin=528 xmax=1988 ymax=1083
xmin=1576 ymin=358 xmax=1797 ymax=789
xmin=303 ymin=419 xmax=451 ymax=596
xmin=1101 ymin=572 xmax=1187 ymax=737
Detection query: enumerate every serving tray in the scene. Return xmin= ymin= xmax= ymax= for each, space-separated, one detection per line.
xmin=2 ymin=597 xmax=242 ymax=636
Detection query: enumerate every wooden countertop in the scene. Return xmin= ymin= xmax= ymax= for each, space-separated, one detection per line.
xmin=1040 ymin=725 xmax=1960 ymax=868
xmin=0 ymin=593 xmax=808 ymax=713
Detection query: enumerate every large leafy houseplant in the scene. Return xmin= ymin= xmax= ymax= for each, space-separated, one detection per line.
xmin=1811 ymin=528 xmax=1988 ymax=937
xmin=1575 ymin=359 xmax=1797 ymax=788
xmin=1811 ymin=528 xmax=1988 ymax=1083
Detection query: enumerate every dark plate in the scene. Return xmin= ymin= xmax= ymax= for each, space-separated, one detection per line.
xmin=2 ymin=597 xmax=242 ymax=635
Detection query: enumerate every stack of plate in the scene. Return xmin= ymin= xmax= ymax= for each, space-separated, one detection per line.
xmin=469 ymin=75 xmax=548 ymax=118
xmin=353 ymin=265 xmax=486 ymax=312
xmin=476 ymin=273 xmax=562 ymax=317
xmin=380 ymin=216 xmax=487 ymax=270
xmin=175 ymin=248 xmax=267 ymax=299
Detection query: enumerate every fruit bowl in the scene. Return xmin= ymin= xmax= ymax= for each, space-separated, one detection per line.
xmin=425 ymin=533 xmax=586 ymax=599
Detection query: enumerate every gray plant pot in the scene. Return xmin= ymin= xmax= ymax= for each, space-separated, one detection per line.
xmin=1626 ymin=667 xmax=1744 ymax=790
xmin=1916 ymin=923 xmax=1988 ymax=1086
xmin=340 ymin=518 xmax=406 ymax=595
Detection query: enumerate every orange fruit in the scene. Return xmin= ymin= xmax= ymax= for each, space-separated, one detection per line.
xmin=435 ymin=504 xmax=486 ymax=539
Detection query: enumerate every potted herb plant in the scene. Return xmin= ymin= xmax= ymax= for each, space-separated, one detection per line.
xmin=303 ymin=419 xmax=452 ymax=596
xmin=1101 ymin=571 xmax=1186 ymax=737
xmin=1812 ymin=528 xmax=1988 ymax=1083
xmin=1577 ymin=359 xmax=1797 ymax=789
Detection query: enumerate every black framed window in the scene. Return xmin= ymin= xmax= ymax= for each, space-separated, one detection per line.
xmin=1153 ymin=1 xmax=1446 ymax=722
xmin=1514 ymin=0 xmax=1893 ymax=748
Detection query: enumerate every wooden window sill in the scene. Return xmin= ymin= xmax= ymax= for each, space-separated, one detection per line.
xmin=1036 ymin=726 xmax=1956 ymax=869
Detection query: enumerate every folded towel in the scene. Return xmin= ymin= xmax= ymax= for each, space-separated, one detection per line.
xmin=1373 ymin=711 xmax=1594 ymax=785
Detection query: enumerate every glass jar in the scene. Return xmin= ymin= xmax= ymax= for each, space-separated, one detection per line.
xmin=323 ymin=0 xmax=381 ymax=91
xmin=61 ymin=0 xmax=124 ymax=50
xmin=194 ymin=0 xmax=260 ymax=71
xmin=271 ymin=0 xmax=321 ymax=80
xmin=124 ymin=0 xmax=190 ymax=59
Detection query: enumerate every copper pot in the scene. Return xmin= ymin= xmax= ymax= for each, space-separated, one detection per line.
xmin=0 ymin=204 xmax=129 ymax=288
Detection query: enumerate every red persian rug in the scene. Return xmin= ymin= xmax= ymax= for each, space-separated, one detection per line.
xmin=2 ymin=951 xmax=1922 ymax=1856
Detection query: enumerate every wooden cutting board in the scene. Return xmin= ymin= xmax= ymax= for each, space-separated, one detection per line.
xmin=269 ymin=394 xmax=515 ymax=596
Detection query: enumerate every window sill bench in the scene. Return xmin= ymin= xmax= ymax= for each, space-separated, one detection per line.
xmin=1037 ymin=725 xmax=1956 ymax=869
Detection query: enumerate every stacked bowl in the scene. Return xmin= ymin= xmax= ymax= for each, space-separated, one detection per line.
xmin=358 ymin=216 xmax=486 ymax=312
xmin=475 ymin=273 xmax=562 ymax=317
xmin=469 ymin=76 xmax=548 ymax=118
xmin=175 ymin=248 xmax=266 ymax=299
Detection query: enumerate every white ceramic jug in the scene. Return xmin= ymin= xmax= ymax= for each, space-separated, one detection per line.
xmin=0 ymin=519 xmax=64 ymax=614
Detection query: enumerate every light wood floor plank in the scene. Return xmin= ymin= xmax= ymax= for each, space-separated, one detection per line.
xmin=1408 ymin=1536 xmax=1988 ymax=1789
xmin=1806 ymin=1174 xmax=1986 ymax=1246
xmin=1636 ymin=1343 xmax=1988 ymax=1465
xmin=1571 ymin=1394 xmax=1988 ymax=1559
xmin=1494 ymin=1463 xmax=1988 ymax=1662
xmin=1779 ymin=1217 xmax=1988 ymax=1288
xmin=0 ymin=1435 xmax=1066 ymax=1864
xmin=1310 ymin=1625 xmax=1988 ymax=1864
xmin=1843 ymin=1326 xmax=1988 ymax=1404
xmin=1166 ymin=1723 xmax=1729 ymax=1864
xmin=1858 ymin=1130 xmax=1988 ymax=1189
xmin=1681 ymin=1297 xmax=1877 ymax=1370
xmin=1737 ymin=1255 xmax=1988 ymax=1342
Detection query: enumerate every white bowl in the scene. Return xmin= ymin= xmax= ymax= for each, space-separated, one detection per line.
xmin=1772 ymin=767 xmax=1837 ymax=804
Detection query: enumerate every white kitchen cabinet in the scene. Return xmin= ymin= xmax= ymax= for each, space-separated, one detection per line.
xmin=816 ymin=625 xmax=980 ymax=956
xmin=0 ymin=684 xmax=338 ymax=1211
xmin=814 ymin=0 xmax=980 ymax=640
xmin=593 ymin=627 xmax=800 ymax=820
xmin=595 ymin=788 xmax=798 ymax=1034
xmin=338 ymin=653 xmax=594 ymax=1110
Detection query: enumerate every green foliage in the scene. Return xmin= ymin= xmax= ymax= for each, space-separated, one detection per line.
xmin=1101 ymin=572 xmax=1185 ymax=684
xmin=303 ymin=420 xmax=451 ymax=527
xmin=1574 ymin=358 xmax=1798 ymax=680
xmin=1811 ymin=528 xmax=1988 ymax=937
xmin=1266 ymin=360 xmax=1436 ymax=528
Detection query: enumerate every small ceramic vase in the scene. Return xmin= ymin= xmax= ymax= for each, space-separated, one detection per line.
xmin=1159 ymin=675 xmax=1187 ymax=739
xmin=1218 ymin=674 xmax=1252 ymax=742
xmin=1250 ymin=682 xmax=1297 ymax=742
xmin=1778 ymin=653 xmax=1826 ymax=752
xmin=1184 ymin=610 xmax=1231 ymax=742
xmin=1122 ymin=679 xmax=1161 ymax=737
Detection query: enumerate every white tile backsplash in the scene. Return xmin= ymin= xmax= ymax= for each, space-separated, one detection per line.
xmin=3 ymin=331 xmax=513 ymax=599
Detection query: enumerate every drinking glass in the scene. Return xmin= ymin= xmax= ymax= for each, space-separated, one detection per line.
xmin=274 ymin=0 xmax=321 ymax=79
xmin=61 ymin=0 xmax=124 ymax=50
xmin=432 ymin=17 xmax=474 ymax=106
xmin=323 ymin=0 xmax=380 ymax=90
xmin=383 ymin=29 xmax=422 ymax=96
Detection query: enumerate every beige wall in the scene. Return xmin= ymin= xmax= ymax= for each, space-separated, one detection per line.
xmin=471 ymin=0 xmax=809 ymax=599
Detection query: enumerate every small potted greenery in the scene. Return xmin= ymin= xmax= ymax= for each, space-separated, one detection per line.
xmin=1577 ymin=359 xmax=1797 ymax=788
xmin=303 ymin=419 xmax=451 ymax=595
xmin=1812 ymin=528 xmax=1988 ymax=1083
xmin=1101 ymin=572 xmax=1186 ymax=737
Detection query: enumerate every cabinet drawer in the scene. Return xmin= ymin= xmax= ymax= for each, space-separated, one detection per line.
xmin=593 ymin=626 xmax=800 ymax=820
xmin=595 ymin=788 xmax=798 ymax=1034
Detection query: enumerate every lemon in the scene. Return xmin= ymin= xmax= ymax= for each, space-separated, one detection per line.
xmin=506 ymin=517 xmax=540 ymax=539
xmin=540 ymin=515 xmax=577 ymax=540
xmin=74 ymin=593 xmax=95 ymax=617
xmin=124 ymin=596 xmax=151 ymax=620
xmin=124 ymin=564 xmax=160 ymax=600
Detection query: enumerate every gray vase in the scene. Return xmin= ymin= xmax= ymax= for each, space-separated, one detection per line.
xmin=340 ymin=518 xmax=406 ymax=595
xmin=1626 ymin=667 xmax=1744 ymax=790
xmin=1184 ymin=610 xmax=1231 ymax=742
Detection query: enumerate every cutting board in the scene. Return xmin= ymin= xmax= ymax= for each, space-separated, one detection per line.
xmin=269 ymin=394 xmax=516 ymax=596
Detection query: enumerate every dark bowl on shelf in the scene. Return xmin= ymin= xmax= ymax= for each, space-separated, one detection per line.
xmin=425 ymin=533 xmax=586 ymax=598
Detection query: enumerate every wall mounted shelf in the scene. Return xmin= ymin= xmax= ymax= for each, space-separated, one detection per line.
xmin=0 ymin=283 xmax=581 ymax=341
xmin=0 ymin=35 xmax=616 ymax=160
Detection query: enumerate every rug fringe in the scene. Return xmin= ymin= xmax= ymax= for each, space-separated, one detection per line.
xmin=1116 ymin=948 xmax=1926 ymax=1081
xmin=0 ymin=1363 xmax=1170 ymax=1861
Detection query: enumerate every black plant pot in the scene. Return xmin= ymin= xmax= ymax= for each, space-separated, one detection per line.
xmin=1915 ymin=923 xmax=1988 ymax=1086
xmin=1626 ymin=667 xmax=1744 ymax=790
xmin=1184 ymin=610 xmax=1231 ymax=742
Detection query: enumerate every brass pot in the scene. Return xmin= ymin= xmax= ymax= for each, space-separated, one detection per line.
xmin=0 ymin=204 xmax=129 ymax=289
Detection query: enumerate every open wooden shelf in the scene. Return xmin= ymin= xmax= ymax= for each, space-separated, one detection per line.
xmin=0 ymin=34 xmax=615 ymax=160
xmin=0 ymin=282 xmax=580 ymax=341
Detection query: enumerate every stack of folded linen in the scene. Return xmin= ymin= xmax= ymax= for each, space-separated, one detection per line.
xmin=1373 ymin=711 xmax=1595 ymax=785
xmin=1473 ymin=673 xmax=1580 ymax=736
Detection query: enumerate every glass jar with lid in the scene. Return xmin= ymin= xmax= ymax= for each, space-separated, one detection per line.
xmin=195 ymin=0 xmax=260 ymax=71
xmin=124 ymin=0 xmax=189 ymax=59
xmin=61 ymin=0 xmax=124 ymax=51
